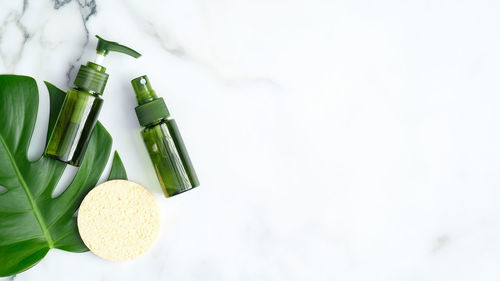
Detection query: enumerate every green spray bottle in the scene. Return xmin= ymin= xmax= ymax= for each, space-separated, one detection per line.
xmin=45 ymin=35 xmax=141 ymax=166
xmin=131 ymin=75 xmax=199 ymax=197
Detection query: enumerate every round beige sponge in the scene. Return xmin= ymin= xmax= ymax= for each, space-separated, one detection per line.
xmin=77 ymin=180 xmax=160 ymax=261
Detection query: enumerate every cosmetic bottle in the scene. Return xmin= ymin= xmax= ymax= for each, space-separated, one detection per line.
xmin=45 ymin=35 xmax=141 ymax=166
xmin=131 ymin=75 xmax=199 ymax=197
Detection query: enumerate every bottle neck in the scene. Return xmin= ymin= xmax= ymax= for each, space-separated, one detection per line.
xmin=73 ymin=86 xmax=100 ymax=96
xmin=144 ymin=117 xmax=171 ymax=128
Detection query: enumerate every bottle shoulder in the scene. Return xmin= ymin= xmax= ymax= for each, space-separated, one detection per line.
xmin=68 ymin=88 xmax=103 ymax=100
xmin=142 ymin=118 xmax=171 ymax=130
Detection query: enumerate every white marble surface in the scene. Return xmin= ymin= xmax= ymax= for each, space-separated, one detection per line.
xmin=2 ymin=0 xmax=500 ymax=280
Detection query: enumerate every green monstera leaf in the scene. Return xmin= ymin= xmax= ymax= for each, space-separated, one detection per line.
xmin=0 ymin=75 xmax=127 ymax=276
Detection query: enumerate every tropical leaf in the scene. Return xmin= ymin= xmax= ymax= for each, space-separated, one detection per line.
xmin=0 ymin=75 xmax=127 ymax=276
xmin=107 ymin=151 xmax=128 ymax=181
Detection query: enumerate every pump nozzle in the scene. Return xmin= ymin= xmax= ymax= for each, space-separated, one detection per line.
xmin=95 ymin=35 xmax=141 ymax=58
xmin=73 ymin=35 xmax=141 ymax=95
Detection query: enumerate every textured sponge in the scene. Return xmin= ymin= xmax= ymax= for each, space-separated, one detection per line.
xmin=77 ymin=180 xmax=160 ymax=261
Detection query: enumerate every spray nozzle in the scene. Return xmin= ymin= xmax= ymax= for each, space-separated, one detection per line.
xmin=131 ymin=75 xmax=157 ymax=105
xmin=131 ymin=75 xmax=170 ymax=126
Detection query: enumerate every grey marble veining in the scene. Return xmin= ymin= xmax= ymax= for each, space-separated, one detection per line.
xmin=2 ymin=0 xmax=500 ymax=280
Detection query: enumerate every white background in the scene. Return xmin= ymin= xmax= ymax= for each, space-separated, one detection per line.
xmin=1 ymin=0 xmax=500 ymax=280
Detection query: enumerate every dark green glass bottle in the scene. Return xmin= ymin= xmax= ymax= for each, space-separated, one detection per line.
xmin=45 ymin=86 xmax=103 ymax=166
xmin=45 ymin=36 xmax=141 ymax=166
xmin=131 ymin=75 xmax=199 ymax=197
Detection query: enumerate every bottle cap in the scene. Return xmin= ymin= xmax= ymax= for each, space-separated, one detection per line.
xmin=74 ymin=35 xmax=141 ymax=95
xmin=131 ymin=75 xmax=170 ymax=126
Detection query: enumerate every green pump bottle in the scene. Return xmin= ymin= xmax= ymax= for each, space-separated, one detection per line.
xmin=131 ymin=75 xmax=199 ymax=197
xmin=45 ymin=35 xmax=141 ymax=166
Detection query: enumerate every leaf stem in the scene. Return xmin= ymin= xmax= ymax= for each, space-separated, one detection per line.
xmin=0 ymin=136 xmax=54 ymax=247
